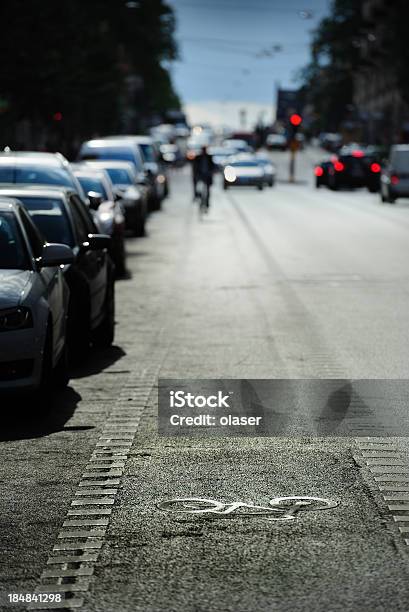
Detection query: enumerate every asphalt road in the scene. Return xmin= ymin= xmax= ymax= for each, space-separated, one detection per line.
xmin=2 ymin=148 xmax=409 ymax=611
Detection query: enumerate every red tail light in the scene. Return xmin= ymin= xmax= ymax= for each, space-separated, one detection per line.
xmin=352 ymin=150 xmax=364 ymax=158
xmin=370 ymin=162 xmax=381 ymax=173
xmin=391 ymin=175 xmax=399 ymax=185
xmin=334 ymin=161 xmax=344 ymax=172
xmin=314 ymin=166 xmax=324 ymax=177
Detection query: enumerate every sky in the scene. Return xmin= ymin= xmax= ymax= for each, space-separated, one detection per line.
xmin=166 ymin=0 xmax=331 ymax=128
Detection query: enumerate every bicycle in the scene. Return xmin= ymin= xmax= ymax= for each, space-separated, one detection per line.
xmin=157 ymin=496 xmax=337 ymax=522
xmin=196 ymin=179 xmax=210 ymax=216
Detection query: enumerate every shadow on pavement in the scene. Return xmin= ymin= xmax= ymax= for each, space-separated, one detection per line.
xmin=277 ymin=179 xmax=309 ymax=185
xmin=317 ymin=382 xmax=352 ymax=435
xmin=0 ymin=386 xmax=84 ymax=442
xmin=70 ymin=344 xmax=126 ymax=379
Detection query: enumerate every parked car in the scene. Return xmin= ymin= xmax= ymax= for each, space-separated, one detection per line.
xmin=0 ymin=151 xmax=87 ymax=200
xmin=266 ymin=133 xmax=287 ymax=151
xmin=0 ymin=185 xmax=115 ymax=360
xmin=160 ymin=143 xmax=185 ymax=167
xmin=114 ymin=136 xmax=169 ymax=206
xmin=380 ymin=144 xmax=409 ymax=203
xmin=81 ymin=160 xmax=148 ymax=236
xmin=255 ymin=153 xmax=276 ymax=187
xmin=78 ymin=137 xmax=159 ymax=211
xmin=314 ymin=146 xmax=380 ymax=192
xmin=223 ymin=159 xmax=265 ymax=190
xmin=72 ymin=165 xmax=126 ymax=276
xmin=0 ymin=198 xmax=73 ymax=392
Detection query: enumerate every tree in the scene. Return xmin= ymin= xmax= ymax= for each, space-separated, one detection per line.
xmin=0 ymin=0 xmax=180 ymax=151
xmin=299 ymin=0 xmax=364 ymax=133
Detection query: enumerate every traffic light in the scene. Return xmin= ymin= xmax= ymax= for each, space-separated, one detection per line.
xmin=289 ymin=113 xmax=302 ymax=127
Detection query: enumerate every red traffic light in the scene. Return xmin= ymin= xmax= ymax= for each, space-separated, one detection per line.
xmin=289 ymin=113 xmax=302 ymax=126
xmin=53 ymin=112 xmax=63 ymax=122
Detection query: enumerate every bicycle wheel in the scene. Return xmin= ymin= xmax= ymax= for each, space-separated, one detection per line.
xmin=269 ymin=496 xmax=338 ymax=512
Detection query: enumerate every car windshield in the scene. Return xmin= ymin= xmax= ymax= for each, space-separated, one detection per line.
xmin=0 ymin=211 xmax=30 ymax=270
xmin=16 ymin=196 xmax=74 ymax=247
xmin=82 ymin=147 xmax=143 ymax=172
xmin=231 ymin=161 xmax=258 ymax=168
xmin=391 ymin=150 xmax=409 ymax=172
xmin=76 ymin=176 xmax=108 ymax=200
xmin=139 ymin=144 xmax=156 ymax=163
xmin=0 ymin=165 xmax=75 ymax=188
xmin=104 ymin=168 xmax=133 ymax=185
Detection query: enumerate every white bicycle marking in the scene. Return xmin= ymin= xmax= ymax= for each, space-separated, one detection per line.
xmin=157 ymin=496 xmax=338 ymax=521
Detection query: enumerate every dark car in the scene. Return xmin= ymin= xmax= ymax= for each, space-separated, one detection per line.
xmin=380 ymin=144 xmax=409 ymax=204
xmin=81 ymin=160 xmax=148 ymax=236
xmin=314 ymin=147 xmax=381 ymax=192
xmin=72 ymin=165 xmax=126 ymax=276
xmin=0 ymin=185 xmax=115 ymax=360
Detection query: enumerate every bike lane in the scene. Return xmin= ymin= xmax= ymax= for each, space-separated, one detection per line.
xmin=78 ymin=172 xmax=409 ymax=612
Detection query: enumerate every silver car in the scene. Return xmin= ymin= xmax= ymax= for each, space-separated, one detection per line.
xmin=0 ymin=199 xmax=74 ymax=392
xmin=0 ymin=151 xmax=87 ymax=200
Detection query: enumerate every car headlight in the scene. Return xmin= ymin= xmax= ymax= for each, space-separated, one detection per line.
xmin=0 ymin=307 xmax=33 ymax=332
xmin=224 ymin=166 xmax=237 ymax=182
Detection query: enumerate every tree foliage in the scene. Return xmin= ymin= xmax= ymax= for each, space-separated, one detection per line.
xmin=0 ymin=0 xmax=180 ymax=148
xmin=299 ymin=0 xmax=364 ymax=132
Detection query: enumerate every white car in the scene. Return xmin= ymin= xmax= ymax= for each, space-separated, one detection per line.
xmin=255 ymin=154 xmax=276 ymax=187
xmin=0 ymin=199 xmax=74 ymax=392
xmin=223 ymin=158 xmax=265 ymax=190
xmin=266 ymin=133 xmax=287 ymax=151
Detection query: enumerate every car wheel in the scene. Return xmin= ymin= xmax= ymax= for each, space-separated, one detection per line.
xmin=93 ymin=278 xmax=115 ymax=348
xmin=53 ymin=344 xmax=69 ymax=389
xmin=385 ymin=188 xmax=396 ymax=203
xmin=114 ymin=237 xmax=127 ymax=278
xmin=134 ymin=210 xmax=146 ymax=237
xmin=223 ymin=182 xmax=228 ymax=190
xmin=315 ymin=179 xmax=321 ymax=189
xmin=257 ymin=184 xmax=263 ymax=191
xmin=269 ymin=180 xmax=274 ymax=187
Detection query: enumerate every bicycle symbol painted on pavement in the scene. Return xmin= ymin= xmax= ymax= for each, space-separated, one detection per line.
xmin=157 ymin=496 xmax=338 ymax=522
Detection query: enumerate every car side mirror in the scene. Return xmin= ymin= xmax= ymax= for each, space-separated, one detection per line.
xmin=40 ymin=243 xmax=74 ymax=267
xmin=81 ymin=233 xmax=111 ymax=252
xmin=88 ymin=191 xmax=103 ymax=210
xmin=136 ymin=172 xmax=149 ymax=186
xmin=112 ymin=187 xmax=123 ymax=202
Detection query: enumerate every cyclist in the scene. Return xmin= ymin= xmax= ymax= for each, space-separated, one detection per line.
xmin=192 ymin=146 xmax=215 ymax=207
